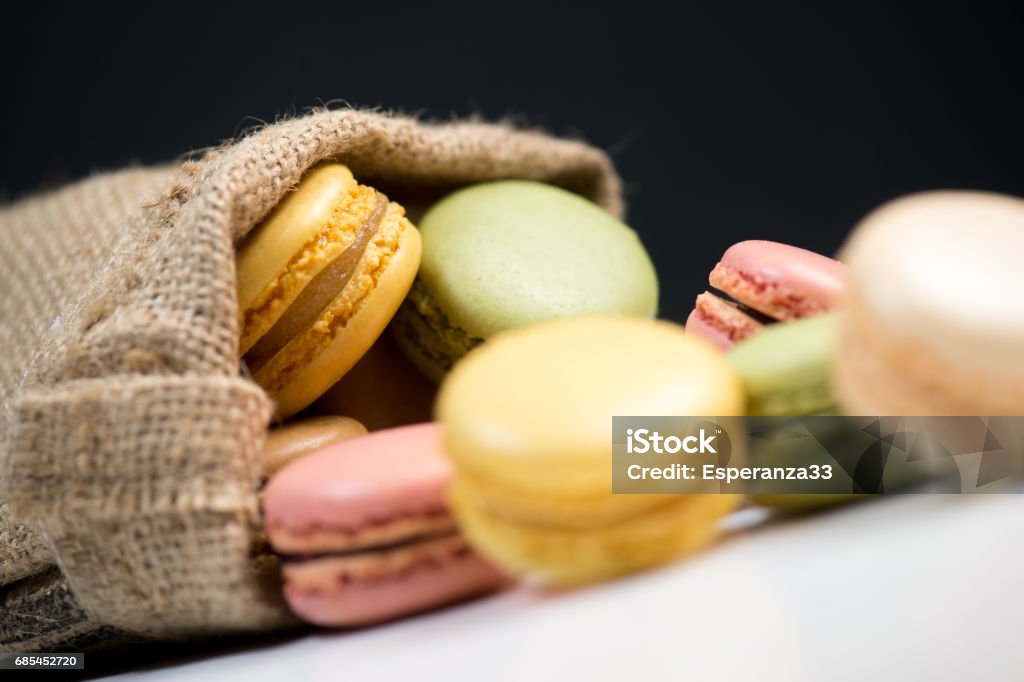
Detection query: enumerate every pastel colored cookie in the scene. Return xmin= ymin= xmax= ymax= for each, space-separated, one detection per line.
xmin=309 ymin=332 xmax=437 ymax=431
xmin=437 ymin=316 xmax=742 ymax=585
xmin=261 ymin=415 xmax=367 ymax=477
xmin=262 ymin=423 xmax=505 ymax=627
xmin=833 ymin=191 xmax=1024 ymax=415
xmin=391 ymin=181 xmax=658 ymax=381
xmin=728 ymin=313 xmax=840 ymax=416
xmin=686 ymin=240 xmax=844 ymax=350
xmin=236 ymin=162 xmax=422 ymax=418
xmin=726 ymin=314 xmax=863 ymax=509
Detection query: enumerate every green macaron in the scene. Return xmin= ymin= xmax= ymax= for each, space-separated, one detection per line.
xmin=727 ymin=314 xmax=862 ymax=510
xmin=392 ymin=180 xmax=659 ymax=381
xmin=728 ymin=313 xmax=839 ymax=416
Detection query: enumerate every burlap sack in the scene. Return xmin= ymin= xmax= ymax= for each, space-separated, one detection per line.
xmin=0 ymin=108 xmax=622 ymax=652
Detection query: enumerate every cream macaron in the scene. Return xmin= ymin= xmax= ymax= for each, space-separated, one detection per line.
xmin=834 ymin=191 xmax=1024 ymax=415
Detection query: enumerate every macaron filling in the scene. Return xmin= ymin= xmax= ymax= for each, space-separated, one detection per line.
xmin=244 ymin=192 xmax=388 ymax=373
xmin=281 ymin=533 xmax=504 ymax=627
xmin=281 ymin=534 xmax=479 ymax=588
xmin=278 ymin=521 xmax=458 ymax=563
xmin=709 ymin=260 xmax=838 ymax=322
xmin=391 ymin=280 xmax=483 ymax=381
xmin=267 ymin=510 xmax=456 ymax=556
xmin=690 ymin=291 xmax=768 ymax=346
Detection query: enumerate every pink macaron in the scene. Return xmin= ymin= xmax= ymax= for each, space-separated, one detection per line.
xmin=263 ymin=422 xmax=506 ymax=627
xmin=686 ymin=240 xmax=844 ymax=350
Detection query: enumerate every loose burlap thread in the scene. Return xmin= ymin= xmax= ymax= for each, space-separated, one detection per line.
xmin=0 ymin=108 xmax=623 ymax=652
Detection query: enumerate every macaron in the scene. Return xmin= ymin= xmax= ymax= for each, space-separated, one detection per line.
xmin=728 ymin=313 xmax=840 ymax=416
xmin=437 ymin=316 xmax=742 ymax=586
xmin=727 ymin=314 xmax=863 ymax=509
xmin=236 ymin=162 xmax=422 ymax=418
xmin=834 ymin=191 xmax=1024 ymax=415
xmin=261 ymin=415 xmax=367 ymax=477
xmin=262 ymin=423 xmax=505 ymax=627
xmin=309 ymin=332 xmax=437 ymax=431
xmin=391 ymin=181 xmax=658 ymax=382
xmin=686 ymin=240 xmax=844 ymax=350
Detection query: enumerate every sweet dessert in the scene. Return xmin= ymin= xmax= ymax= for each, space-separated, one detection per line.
xmin=236 ymin=162 xmax=421 ymax=418
xmin=833 ymin=191 xmax=1024 ymax=415
xmin=392 ymin=181 xmax=658 ymax=381
xmin=262 ymin=423 xmax=505 ymax=627
xmin=727 ymin=314 xmax=864 ymax=509
xmin=686 ymin=240 xmax=844 ymax=350
xmin=309 ymin=333 xmax=436 ymax=431
xmin=261 ymin=415 xmax=367 ymax=477
xmin=437 ymin=315 xmax=742 ymax=585
xmin=728 ymin=313 xmax=840 ymax=416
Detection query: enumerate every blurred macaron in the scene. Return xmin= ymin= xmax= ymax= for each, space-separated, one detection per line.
xmin=834 ymin=191 xmax=1024 ymax=415
xmin=438 ymin=315 xmax=741 ymax=585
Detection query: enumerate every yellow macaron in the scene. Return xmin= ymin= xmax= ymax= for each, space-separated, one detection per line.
xmin=236 ymin=162 xmax=421 ymax=418
xmin=437 ymin=315 xmax=744 ymax=585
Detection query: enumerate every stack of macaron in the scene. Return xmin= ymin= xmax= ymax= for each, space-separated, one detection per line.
xmin=243 ymin=159 xmax=1024 ymax=630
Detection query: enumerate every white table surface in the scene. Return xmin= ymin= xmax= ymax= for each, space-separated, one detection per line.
xmin=97 ymin=494 xmax=1024 ymax=681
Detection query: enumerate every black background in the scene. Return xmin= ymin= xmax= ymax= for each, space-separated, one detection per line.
xmin=3 ymin=2 xmax=1023 ymax=324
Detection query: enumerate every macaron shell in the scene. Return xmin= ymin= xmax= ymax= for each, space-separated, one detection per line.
xmin=833 ymin=316 xmax=913 ymax=415
xmin=835 ymin=191 xmax=1024 ymax=415
xmin=834 ymin=291 xmax=1024 ymax=415
xmin=261 ymin=415 xmax=367 ymax=477
xmin=263 ymin=422 xmax=450 ymax=553
xmin=239 ymin=182 xmax=383 ymax=358
xmin=450 ymin=483 xmax=739 ymax=586
xmin=451 ymin=467 xmax=691 ymax=529
xmin=839 ymin=191 xmax=1024 ymax=349
xmin=236 ymin=164 xmax=357 ymax=312
xmin=685 ymin=309 xmax=735 ymax=351
xmin=310 ymin=332 xmax=437 ymax=431
xmin=728 ymin=313 xmax=839 ymax=416
xmin=686 ymin=291 xmax=765 ymax=350
xmin=259 ymin=214 xmax=421 ymax=418
xmin=438 ymin=316 xmax=744 ymax=498
xmin=416 ymin=181 xmax=658 ymax=339
xmin=709 ymin=240 xmax=844 ymax=320
xmin=283 ymin=535 xmax=505 ymax=627
xmin=390 ymin=280 xmax=482 ymax=383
